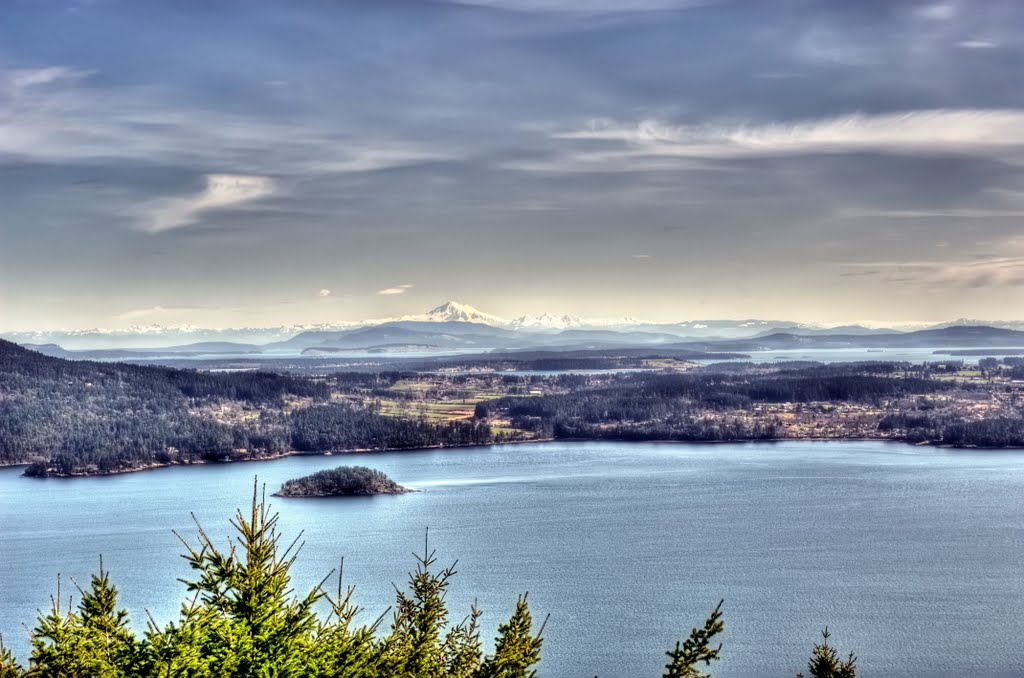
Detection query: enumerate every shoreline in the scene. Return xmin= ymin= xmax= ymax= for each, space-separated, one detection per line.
xmin=16 ymin=437 xmax=552 ymax=479
xmin=11 ymin=434 xmax=1021 ymax=480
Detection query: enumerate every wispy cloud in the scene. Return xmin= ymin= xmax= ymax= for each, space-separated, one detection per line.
xmin=318 ymin=288 xmax=332 ymax=297
xmin=447 ymin=0 xmax=701 ymax=13
xmin=915 ymin=2 xmax=958 ymax=22
xmin=148 ymin=174 xmax=275 ymax=233
xmin=378 ymin=284 xmax=415 ymax=295
xmin=956 ymin=39 xmax=998 ymax=49
xmin=794 ymin=27 xmax=877 ymax=66
xmin=556 ymin=110 xmax=1024 ymax=161
xmin=114 ymin=305 xmax=202 ymax=321
xmin=843 ymin=257 xmax=1024 ymax=288
xmin=0 ymin=66 xmax=454 ymax=176
xmin=836 ymin=207 xmax=1024 ymax=219
xmin=0 ymin=66 xmax=92 ymax=94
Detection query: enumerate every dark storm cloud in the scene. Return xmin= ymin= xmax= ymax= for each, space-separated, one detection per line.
xmin=2 ymin=0 xmax=1023 ymax=328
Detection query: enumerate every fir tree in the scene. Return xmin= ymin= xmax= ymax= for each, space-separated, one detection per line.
xmin=75 ymin=558 xmax=140 ymax=674
xmin=797 ymin=628 xmax=857 ymax=678
xmin=381 ymin=530 xmax=457 ymax=678
xmin=29 ymin=574 xmax=129 ymax=678
xmin=442 ymin=603 xmax=483 ymax=678
xmin=305 ymin=559 xmax=383 ymax=678
xmin=478 ymin=594 xmax=545 ymax=678
xmin=157 ymin=480 xmax=324 ymax=677
xmin=663 ymin=600 xmax=724 ymax=678
xmin=0 ymin=635 xmax=21 ymax=678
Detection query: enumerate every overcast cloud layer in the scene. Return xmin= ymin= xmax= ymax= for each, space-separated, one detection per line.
xmin=1 ymin=0 xmax=1023 ymax=329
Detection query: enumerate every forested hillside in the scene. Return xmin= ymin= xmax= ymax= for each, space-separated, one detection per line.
xmin=0 ymin=340 xmax=491 ymax=476
xmin=4 ymin=339 xmax=1022 ymax=477
xmin=481 ymin=363 xmax=1024 ymax=447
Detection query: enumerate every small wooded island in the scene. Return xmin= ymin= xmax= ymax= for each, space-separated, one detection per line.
xmin=274 ymin=466 xmax=410 ymax=497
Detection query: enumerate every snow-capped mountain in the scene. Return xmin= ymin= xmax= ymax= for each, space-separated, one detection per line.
xmin=413 ymin=302 xmax=508 ymax=326
xmin=7 ymin=301 xmax=1022 ymax=352
xmin=508 ymin=313 xmax=586 ymax=330
xmin=392 ymin=302 xmax=635 ymax=331
xmin=0 ymin=323 xmax=366 ymax=350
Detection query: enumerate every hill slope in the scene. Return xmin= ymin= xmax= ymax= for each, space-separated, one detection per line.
xmin=0 ymin=340 xmax=492 ymax=476
xmin=0 ymin=339 xmax=326 ymax=474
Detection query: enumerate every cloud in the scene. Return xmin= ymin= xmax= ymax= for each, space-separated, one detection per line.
xmin=553 ymin=110 xmax=1024 ymax=166
xmin=793 ymin=27 xmax=877 ymax=66
xmin=843 ymin=257 xmax=1024 ymax=289
xmin=631 ymin=253 xmax=653 ymax=259
xmin=447 ymin=0 xmax=700 ymax=13
xmin=378 ymin=284 xmax=414 ymax=295
xmin=956 ymin=40 xmax=998 ymax=49
xmin=318 ymin=288 xmax=332 ymax=297
xmin=114 ymin=305 xmax=202 ymax=321
xmin=149 ymin=174 xmax=275 ymax=233
xmin=0 ymin=66 xmax=92 ymax=94
xmin=0 ymin=66 xmax=454 ymax=176
xmin=915 ymin=2 xmax=957 ymax=21
xmin=836 ymin=207 xmax=1024 ymax=219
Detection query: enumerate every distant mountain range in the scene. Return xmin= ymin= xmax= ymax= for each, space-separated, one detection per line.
xmin=666 ymin=325 xmax=1024 ymax=353
xmin=5 ymin=301 xmax=1024 ymax=354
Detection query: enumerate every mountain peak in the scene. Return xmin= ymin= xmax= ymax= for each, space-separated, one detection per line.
xmin=421 ymin=301 xmax=507 ymax=326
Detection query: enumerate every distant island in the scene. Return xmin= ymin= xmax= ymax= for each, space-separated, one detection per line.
xmin=4 ymin=336 xmax=1024 ymax=479
xmin=274 ymin=466 xmax=410 ymax=497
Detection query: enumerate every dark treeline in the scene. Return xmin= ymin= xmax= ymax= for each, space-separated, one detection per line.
xmin=880 ymin=413 xmax=1024 ymax=447
xmin=485 ymin=383 xmax=779 ymax=442
xmin=0 ymin=339 xmax=328 ymax=402
xmin=4 ymin=339 xmax=1021 ymax=474
xmin=290 ymin=405 xmax=493 ymax=453
xmin=0 ymin=341 xmax=494 ymax=477
xmin=0 ymin=340 xmax=320 ymax=474
xmin=478 ymin=363 xmax=1024 ymax=447
xmin=941 ymin=418 xmax=1024 ymax=447
xmin=487 ymin=365 xmax=955 ymax=415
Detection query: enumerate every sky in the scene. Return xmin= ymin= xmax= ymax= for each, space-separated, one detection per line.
xmin=1 ymin=0 xmax=1023 ymax=330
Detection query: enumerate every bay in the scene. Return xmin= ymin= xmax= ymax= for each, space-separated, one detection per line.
xmin=1 ymin=440 xmax=1023 ymax=677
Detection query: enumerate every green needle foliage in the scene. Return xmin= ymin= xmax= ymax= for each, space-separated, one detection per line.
xmin=6 ymin=479 xmax=856 ymax=676
xmin=797 ymin=628 xmax=857 ymax=678
xmin=478 ymin=594 xmax=545 ymax=678
xmin=0 ymin=636 xmax=21 ymax=678
xmin=663 ymin=600 xmax=724 ymax=678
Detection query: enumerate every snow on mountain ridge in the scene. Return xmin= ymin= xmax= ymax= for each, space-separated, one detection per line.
xmin=9 ymin=301 xmax=1023 ymax=351
xmin=508 ymin=312 xmax=585 ymax=330
xmin=416 ymin=301 xmax=508 ymax=326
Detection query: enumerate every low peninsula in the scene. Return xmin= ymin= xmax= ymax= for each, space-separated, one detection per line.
xmin=274 ymin=466 xmax=410 ymax=497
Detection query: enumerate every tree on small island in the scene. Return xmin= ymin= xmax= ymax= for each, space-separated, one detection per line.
xmin=274 ymin=465 xmax=410 ymax=497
